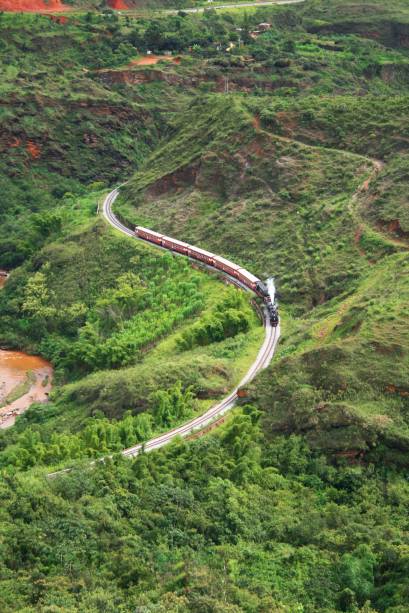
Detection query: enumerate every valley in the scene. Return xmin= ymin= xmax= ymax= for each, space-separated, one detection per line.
xmin=0 ymin=1 xmax=408 ymax=611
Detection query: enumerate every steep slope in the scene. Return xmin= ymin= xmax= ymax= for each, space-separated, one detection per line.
xmin=250 ymin=252 xmax=409 ymax=460
xmin=116 ymin=91 xmax=409 ymax=460
xmin=118 ymin=96 xmax=376 ymax=310
xmin=303 ymin=0 xmax=409 ymax=50
xmin=0 ymin=12 xmax=163 ymax=268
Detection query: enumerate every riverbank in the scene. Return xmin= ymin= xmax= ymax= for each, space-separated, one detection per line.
xmin=0 ymin=271 xmax=8 ymax=289
xmin=0 ymin=270 xmax=53 ymax=427
xmin=0 ymin=351 xmax=53 ymax=428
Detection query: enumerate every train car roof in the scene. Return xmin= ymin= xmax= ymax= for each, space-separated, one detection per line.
xmin=136 ymin=226 xmax=164 ymax=239
xmin=213 ymin=255 xmax=241 ymax=270
xmin=237 ymin=268 xmax=260 ymax=284
xmin=190 ymin=246 xmax=216 ymax=259
xmin=161 ymin=236 xmax=190 ymax=248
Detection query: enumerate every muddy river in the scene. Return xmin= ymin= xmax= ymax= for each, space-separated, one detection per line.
xmin=0 ymin=274 xmax=53 ymax=428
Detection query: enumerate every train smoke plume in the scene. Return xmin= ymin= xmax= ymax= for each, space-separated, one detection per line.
xmin=266 ymin=277 xmax=276 ymax=302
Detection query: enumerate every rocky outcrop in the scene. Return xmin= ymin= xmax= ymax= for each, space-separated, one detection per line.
xmin=95 ymin=68 xmax=185 ymax=87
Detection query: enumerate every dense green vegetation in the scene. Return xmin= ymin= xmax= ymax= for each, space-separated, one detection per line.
xmin=1 ymin=419 xmax=409 ymax=612
xmin=0 ymin=212 xmax=262 ymax=465
xmin=0 ymin=10 xmax=159 ymax=267
xmin=0 ymin=1 xmax=409 ymax=611
xmin=114 ymin=0 xmax=409 ymax=464
xmin=0 ymin=220 xmax=208 ymax=373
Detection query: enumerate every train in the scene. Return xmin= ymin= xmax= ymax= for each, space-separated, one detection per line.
xmin=135 ymin=226 xmax=279 ymax=327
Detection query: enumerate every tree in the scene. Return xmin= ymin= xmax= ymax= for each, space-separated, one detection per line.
xmin=339 ymin=545 xmax=376 ymax=606
xmin=150 ymin=381 xmax=194 ymax=427
xmin=22 ymin=270 xmax=57 ymax=334
xmin=95 ymin=272 xmax=147 ymax=334
xmin=144 ymin=21 xmax=165 ymax=51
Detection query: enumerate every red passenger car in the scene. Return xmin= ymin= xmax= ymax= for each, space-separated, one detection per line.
xmin=135 ymin=226 xmax=164 ymax=245
xmin=161 ymin=236 xmax=189 ymax=255
xmin=188 ymin=246 xmax=215 ymax=266
xmin=213 ymin=255 xmax=242 ymax=278
xmin=237 ymin=268 xmax=259 ymax=292
xmin=135 ymin=225 xmax=279 ymax=325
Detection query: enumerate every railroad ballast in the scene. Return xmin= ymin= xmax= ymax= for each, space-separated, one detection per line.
xmin=135 ymin=226 xmax=279 ymax=327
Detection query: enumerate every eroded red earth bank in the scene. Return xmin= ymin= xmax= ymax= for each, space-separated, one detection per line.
xmin=0 ymin=0 xmax=128 ymax=10
xmin=0 ymin=0 xmax=67 ymax=11
xmin=0 ymin=350 xmax=53 ymax=429
xmin=130 ymin=54 xmax=181 ymax=66
xmin=108 ymin=0 xmax=129 ymax=9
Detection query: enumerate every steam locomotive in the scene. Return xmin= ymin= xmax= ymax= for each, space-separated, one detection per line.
xmin=255 ymin=281 xmax=279 ymax=328
xmin=135 ymin=226 xmax=279 ymax=327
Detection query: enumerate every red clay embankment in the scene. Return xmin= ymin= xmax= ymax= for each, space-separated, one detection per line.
xmin=107 ymin=0 xmax=129 ymax=8
xmin=0 ymin=0 xmax=67 ymax=11
xmin=0 ymin=0 xmax=130 ymax=9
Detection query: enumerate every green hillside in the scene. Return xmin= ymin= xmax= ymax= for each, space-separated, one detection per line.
xmin=0 ymin=2 xmax=409 ymax=611
xmin=111 ymin=3 xmax=409 ymax=464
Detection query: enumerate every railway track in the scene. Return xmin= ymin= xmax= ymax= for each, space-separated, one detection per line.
xmin=103 ymin=188 xmax=280 ymax=456
xmin=47 ymin=188 xmax=279 ymax=476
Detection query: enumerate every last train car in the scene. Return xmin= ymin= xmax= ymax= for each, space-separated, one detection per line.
xmin=135 ymin=226 xmax=164 ymax=246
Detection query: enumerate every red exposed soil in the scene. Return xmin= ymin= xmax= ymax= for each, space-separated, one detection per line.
xmin=252 ymin=115 xmax=261 ymax=130
xmin=354 ymin=225 xmax=363 ymax=245
xmin=48 ymin=13 xmax=69 ymax=23
xmin=26 ymin=141 xmax=41 ymax=159
xmin=248 ymin=138 xmax=265 ymax=158
xmin=386 ymin=385 xmax=409 ymax=397
xmin=0 ymin=0 xmax=68 ymax=11
xmin=7 ymin=137 xmax=42 ymax=159
xmin=0 ymin=0 xmax=134 ymax=11
xmin=0 ymin=350 xmax=53 ymax=429
xmin=334 ymin=449 xmax=364 ymax=463
xmin=0 ymin=272 xmax=8 ymax=289
xmin=10 ymin=137 xmax=21 ymax=148
xmin=387 ymin=219 xmax=402 ymax=233
xmin=129 ymin=55 xmax=181 ymax=66
xmin=107 ymin=0 xmax=128 ymax=8
xmin=97 ymin=69 xmax=151 ymax=85
xmin=354 ymin=225 xmax=370 ymax=258
xmin=276 ymin=111 xmax=299 ymax=133
xmin=361 ymin=177 xmax=371 ymax=192
xmin=147 ymin=164 xmax=199 ymax=198
xmin=374 ymin=220 xmax=409 ymax=247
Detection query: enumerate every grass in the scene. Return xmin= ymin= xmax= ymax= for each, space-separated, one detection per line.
xmin=106 ymin=25 xmax=409 ymax=461
xmin=116 ymin=95 xmax=378 ymax=313
xmin=0 ymin=5 xmax=409 ymax=612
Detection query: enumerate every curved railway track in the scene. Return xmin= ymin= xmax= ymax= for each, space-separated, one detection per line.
xmin=103 ymin=188 xmax=280 ymax=457
xmin=48 ymin=188 xmax=279 ymax=476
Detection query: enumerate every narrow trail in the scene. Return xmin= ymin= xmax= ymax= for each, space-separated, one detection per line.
xmin=252 ymin=115 xmax=405 ymax=253
xmin=351 ymin=158 xmax=408 ymax=253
